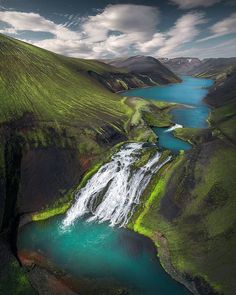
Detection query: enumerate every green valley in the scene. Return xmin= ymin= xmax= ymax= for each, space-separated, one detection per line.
xmin=0 ymin=31 xmax=235 ymax=295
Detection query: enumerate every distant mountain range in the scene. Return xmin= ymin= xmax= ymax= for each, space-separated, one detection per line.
xmin=158 ymin=57 xmax=236 ymax=77
xmin=101 ymin=55 xmax=181 ymax=85
xmin=159 ymin=57 xmax=202 ymax=75
xmin=102 ymin=55 xmax=236 ymax=83
xmin=188 ymin=57 xmax=236 ymax=78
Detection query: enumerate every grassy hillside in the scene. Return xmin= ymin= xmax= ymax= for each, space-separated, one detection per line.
xmin=0 ymin=33 xmax=131 ymax=131
xmin=205 ymin=68 xmax=236 ymax=107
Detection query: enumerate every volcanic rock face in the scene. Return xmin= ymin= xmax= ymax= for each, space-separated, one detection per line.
xmin=0 ymin=238 xmax=37 ymax=295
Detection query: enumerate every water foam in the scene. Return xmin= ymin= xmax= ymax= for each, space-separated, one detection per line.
xmin=165 ymin=124 xmax=183 ymax=133
xmin=63 ymin=143 xmax=171 ymax=228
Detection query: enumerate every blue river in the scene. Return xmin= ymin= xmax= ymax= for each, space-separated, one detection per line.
xmin=123 ymin=76 xmax=214 ymax=153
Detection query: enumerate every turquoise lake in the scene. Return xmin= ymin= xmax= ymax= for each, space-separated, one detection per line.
xmin=17 ymin=76 xmax=214 ymax=295
xmin=18 ymin=216 xmax=190 ymax=295
xmin=123 ymin=76 xmax=214 ymax=152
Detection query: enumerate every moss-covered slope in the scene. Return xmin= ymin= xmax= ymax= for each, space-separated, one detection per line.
xmin=0 ymin=33 xmax=131 ymax=130
xmin=0 ymin=33 xmax=135 ymax=231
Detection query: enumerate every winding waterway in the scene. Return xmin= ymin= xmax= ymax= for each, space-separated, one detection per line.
xmin=18 ymin=76 xmax=213 ymax=295
xmin=123 ymin=76 xmax=214 ymax=152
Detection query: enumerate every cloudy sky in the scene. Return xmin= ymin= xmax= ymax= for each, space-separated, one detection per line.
xmin=0 ymin=0 xmax=236 ymax=59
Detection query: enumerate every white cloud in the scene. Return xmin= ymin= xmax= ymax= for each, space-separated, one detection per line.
xmin=156 ymin=12 xmax=206 ymax=56
xmin=136 ymin=33 xmax=165 ymax=53
xmin=211 ymin=12 xmax=236 ymax=35
xmin=0 ymin=11 xmax=80 ymax=40
xmin=173 ymin=38 xmax=236 ymax=58
xmin=0 ymin=5 xmax=231 ymax=59
xmin=0 ymin=11 xmax=56 ymax=33
xmin=32 ymin=38 xmax=93 ymax=57
xmin=170 ymin=0 xmax=222 ymax=9
xmin=197 ymin=13 xmax=236 ymax=42
xmin=81 ymin=4 xmax=159 ymax=42
xmin=82 ymin=8 xmax=206 ymax=58
xmin=0 ymin=5 xmax=161 ymax=58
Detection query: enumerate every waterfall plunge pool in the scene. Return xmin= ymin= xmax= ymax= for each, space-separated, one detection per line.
xmin=18 ymin=216 xmax=190 ymax=295
xmin=18 ymin=143 xmax=190 ymax=295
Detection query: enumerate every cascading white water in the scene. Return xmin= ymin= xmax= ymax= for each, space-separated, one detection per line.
xmin=63 ymin=143 xmax=171 ymax=228
xmin=165 ymin=123 xmax=183 ymax=133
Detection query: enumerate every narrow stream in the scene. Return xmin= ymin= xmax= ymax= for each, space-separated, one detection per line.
xmin=18 ymin=76 xmax=213 ymax=295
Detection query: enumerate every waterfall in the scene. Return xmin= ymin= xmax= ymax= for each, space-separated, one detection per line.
xmin=63 ymin=143 xmax=171 ymax=228
xmin=165 ymin=123 xmax=183 ymax=133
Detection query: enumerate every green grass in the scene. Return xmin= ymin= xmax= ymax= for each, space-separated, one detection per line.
xmin=1 ymin=33 xmax=173 ymax=149
xmin=32 ymin=203 xmax=71 ymax=221
xmin=0 ymin=33 xmax=179 ymax=225
xmin=128 ymin=150 xmax=178 ymax=233
xmin=217 ymin=116 xmax=236 ymax=142
xmin=0 ymin=34 xmax=130 ymax=131
xmin=122 ymin=96 xmax=173 ymax=130
xmin=171 ymin=144 xmax=236 ymax=294
xmin=127 ymin=66 xmax=236 ymax=293
xmin=210 ymin=100 xmax=236 ymax=124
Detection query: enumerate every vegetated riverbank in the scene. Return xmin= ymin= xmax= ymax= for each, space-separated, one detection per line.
xmin=128 ymin=75 xmax=236 ymax=295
